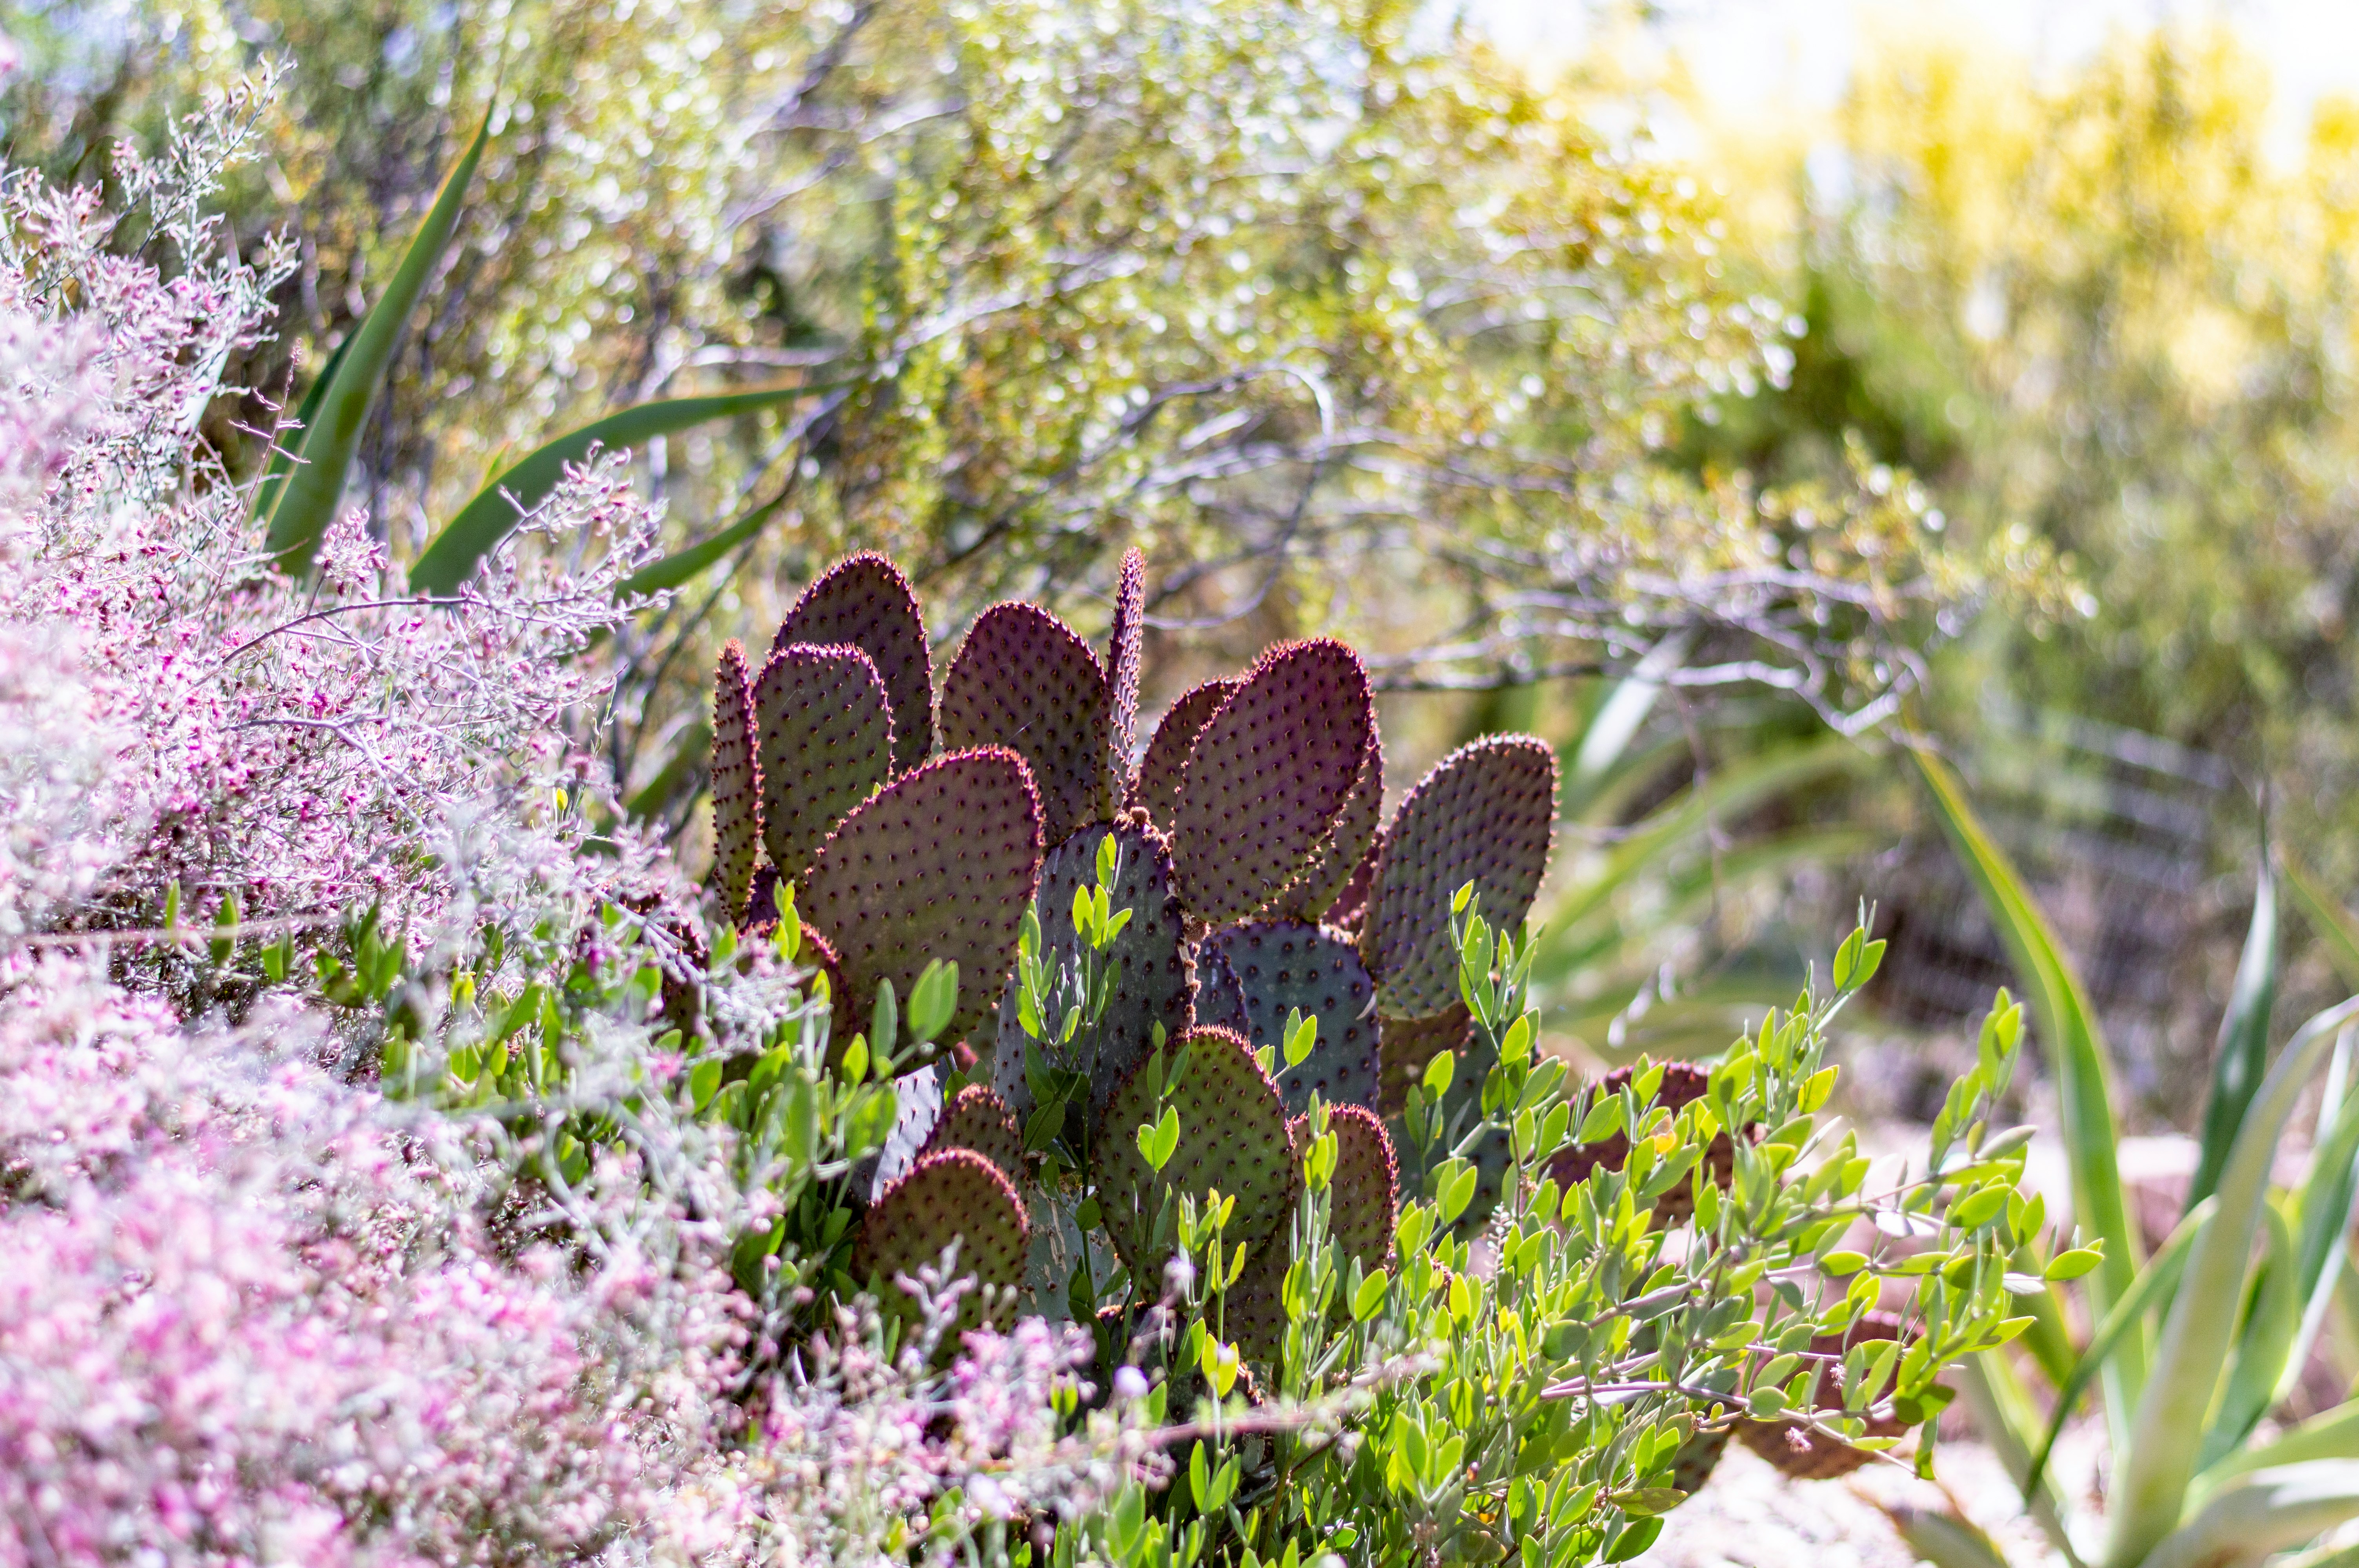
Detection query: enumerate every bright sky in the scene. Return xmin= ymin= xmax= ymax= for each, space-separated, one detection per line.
xmin=1468 ymin=0 xmax=2359 ymax=165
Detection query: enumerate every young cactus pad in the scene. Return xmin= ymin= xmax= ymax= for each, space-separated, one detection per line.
xmin=1174 ymin=640 xmax=1374 ymax=924
xmin=918 ymin=1084 xmax=1023 ymax=1183
xmin=1203 ymin=920 xmax=1381 ymax=1115
xmin=1129 ymin=678 xmax=1236 ymax=833
xmin=1107 ymin=546 xmax=1146 ymax=764
xmin=991 ymin=816 xmax=1195 ymax=1133
xmin=709 ymin=639 xmax=761 ymax=920
xmin=1267 ymin=727 xmax=1383 ymax=924
xmin=772 ymin=552 xmax=935 ymax=771
xmin=940 ymin=602 xmax=1115 ymax=849
xmin=801 ymin=748 xmax=1044 ymax=1047
xmin=752 ymin=642 xmax=894 ymax=885
xmin=851 ymin=1148 xmax=1030 ymax=1318
xmin=1362 ymin=735 xmax=1558 ymax=1018
xmin=1093 ymin=1026 xmax=1296 ymax=1277
xmin=1312 ymin=1103 xmax=1399 ymax=1272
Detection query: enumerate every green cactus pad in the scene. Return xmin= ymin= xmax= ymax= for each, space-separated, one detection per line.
xmin=1314 ymin=1103 xmax=1399 ymax=1272
xmin=709 ymin=639 xmax=762 ymax=920
xmin=851 ymin=1148 xmax=1030 ymax=1318
xmin=918 ymin=1084 xmax=1023 ymax=1182
xmin=1375 ymin=1004 xmax=1470 ymax=1117
xmin=1129 ymin=679 xmax=1236 ymax=834
xmin=773 ymin=552 xmax=934 ymax=772
xmin=1108 ymin=546 xmax=1146 ymax=765
xmin=753 ymin=643 xmax=896 ymax=884
xmin=940 ymin=603 xmax=1115 ymax=848
xmin=1362 ymin=735 xmax=1558 ymax=1018
xmin=1174 ymin=640 xmax=1374 ymax=924
xmin=990 ymin=815 xmax=1194 ymax=1133
xmin=1267 ymin=725 xmax=1383 ymax=924
xmin=1203 ymin=920 xmax=1381 ymax=1114
xmin=801 ymin=747 xmax=1043 ymax=1047
xmin=1093 ymin=1026 xmax=1296 ymax=1279
xmin=1194 ymin=939 xmax=1250 ymax=1038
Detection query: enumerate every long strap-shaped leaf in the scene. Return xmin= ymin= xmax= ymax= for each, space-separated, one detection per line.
xmin=2107 ymin=999 xmax=2359 ymax=1568
xmin=252 ymin=328 xmax=354 ymax=522
xmin=409 ymin=382 xmax=832 ymax=594
xmin=2201 ymin=1197 xmax=2302 ymax=1472
xmin=2283 ymin=854 xmax=2359 ymax=992
xmin=263 ymin=113 xmax=489 ymax=575
xmin=1911 ymin=749 xmax=2144 ymax=1403
xmin=2023 ymin=1200 xmax=2211 ymax=1503
xmin=2281 ymin=1028 xmax=2359 ymax=1408
xmin=2190 ymin=864 xmax=2280 ymax=1214
xmin=2139 ymin=1461 xmax=2359 ymax=1568
xmin=2201 ymin=1387 xmax=2359 ymax=1492
xmin=1966 ymin=1352 xmax=2088 ymax=1568
xmin=613 ymin=488 xmax=790 ymax=599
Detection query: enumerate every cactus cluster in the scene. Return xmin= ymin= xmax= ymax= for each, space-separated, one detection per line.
xmin=708 ymin=549 xmax=1559 ymax=1373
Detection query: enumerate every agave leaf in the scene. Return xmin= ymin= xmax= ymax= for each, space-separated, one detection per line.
xmin=2202 ymin=1197 xmax=2303 ymax=1471
xmin=1961 ymin=1353 xmax=2087 ymax=1568
xmin=1912 ymin=750 xmax=2143 ymax=1382
xmin=264 ymin=113 xmax=489 ymax=575
xmin=2282 ymin=1027 xmax=2359 ymax=1408
xmin=2109 ymin=1000 xmax=2359 ymax=1568
xmin=2282 ymin=854 xmax=2359 ymax=993
xmin=2201 ymin=1396 xmax=2359 ymax=1494
xmin=411 ymin=381 xmax=832 ymax=594
xmin=2190 ymin=865 xmax=2280 ymax=1214
xmin=2137 ymin=1461 xmax=2359 ymax=1568
xmin=252 ymin=327 xmax=354 ymax=523
xmin=1562 ymin=631 xmax=1690 ymax=815
xmin=614 ymin=489 xmax=790 ymax=599
xmin=2024 ymin=1201 xmax=2211 ymax=1506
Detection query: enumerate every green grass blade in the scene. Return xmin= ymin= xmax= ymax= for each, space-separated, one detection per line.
xmin=613 ymin=489 xmax=789 ymax=599
xmin=2023 ymin=1201 xmax=2209 ymax=1503
xmin=1910 ymin=750 xmax=2141 ymax=1314
xmin=253 ymin=328 xmax=354 ymax=522
xmin=2109 ymin=999 xmax=2359 ymax=1568
xmin=263 ymin=113 xmax=489 ymax=575
xmin=2283 ymin=854 xmax=2359 ymax=993
xmin=409 ymin=382 xmax=826 ymax=594
xmin=2190 ymin=865 xmax=2281 ymax=1213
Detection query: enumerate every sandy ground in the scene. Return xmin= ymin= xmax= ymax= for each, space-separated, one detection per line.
xmin=1649 ymin=1440 xmax=2074 ymax=1568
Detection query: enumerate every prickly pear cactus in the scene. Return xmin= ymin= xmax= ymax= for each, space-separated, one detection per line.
xmin=1362 ymin=735 xmax=1558 ymax=1018
xmin=709 ymin=640 xmax=761 ymax=920
xmin=1266 ymin=726 xmax=1383 ymax=924
xmin=1174 ymin=641 xmax=1374 ymax=924
xmin=940 ymin=603 xmax=1116 ymax=848
xmin=851 ymin=1147 xmax=1030 ymax=1324
xmin=1376 ymin=1004 xmax=1471 ymax=1117
xmin=773 ymin=552 xmax=935 ymax=772
xmin=801 ymin=748 xmax=1043 ymax=1047
xmin=1736 ymin=1311 xmax=1908 ymax=1479
xmin=918 ymin=1084 xmax=1023 ymax=1182
xmin=1107 ymin=546 xmax=1146 ymax=765
xmin=991 ymin=815 xmax=1195 ymax=1134
xmin=753 ymin=642 xmax=894 ymax=885
xmin=1130 ymin=678 xmax=1235 ymax=834
xmin=1318 ymin=1103 xmax=1399 ymax=1272
xmin=1093 ymin=1026 xmax=1296 ymax=1280
xmin=1202 ymin=921 xmax=1381 ymax=1115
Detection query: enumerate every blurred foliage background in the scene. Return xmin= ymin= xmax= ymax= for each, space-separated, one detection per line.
xmin=16 ymin=0 xmax=2359 ymax=1128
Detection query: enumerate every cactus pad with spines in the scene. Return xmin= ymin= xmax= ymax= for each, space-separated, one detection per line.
xmin=1267 ymin=726 xmax=1383 ymax=924
xmin=918 ymin=1084 xmax=1023 ymax=1181
xmin=1130 ymin=679 xmax=1236 ymax=833
xmin=773 ymin=552 xmax=934 ymax=771
xmin=800 ymin=748 xmax=1043 ymax=1047
xmin=1108 ymin=546 xmax=1146 ymax=766
xmin=1174 ymin=641 xmax=1374 ymax=924
xmin=753 ymin=643 xmax=895 ymax=884
xmin=1193 ymin=940 xmax=1250 ymax=1039
xmin=1376 ymin=1004 xmax=1471 ymax=1117
xmin=851 ymin=1148 xmax=1030 ymax=1319
xmin=1203 ymin=921 xmax=1381 ymax=1114
xmin=940 ymin=603 xmax=1115 ymax=848
xmin=1313 ymin=1104 xmax=1398 ymax=1271
xmin=709 ymin=640 xmax=761 ymax=920
xmin=1363 ymin=735 xmax=1558 ymax=1018
xmin=1325 ymin=824 xmax=1385 ymax=935
xmin=1093 ymin=1026 xmax=1296 ymax=1277
xmin=1736 ymin=1312 xmax=1908 ymax=1479
xmin=991 ymin=815 xmax=1194 ymax=1132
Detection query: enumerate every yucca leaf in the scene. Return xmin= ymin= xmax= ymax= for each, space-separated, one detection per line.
xmin=1961 ymin=1353 xmax=2085 ymax=1567
xmin=1880 ymin=1502 xmax=2018 ymax=1568
xmin=253 ymin=328 xmax=354 ymax=522
xmin=2283 ymin=853 xmax=2359 ymax=993
xmin=2200 ymin=1397 xmax=2359 ymax=1493
xmin=2190 ymin=864 xmax=2280 ymax=1214
xmin=409 ymin=382 xmax=829 ymax=595
xmin=2109 ymin=999 xmax=2359 ymax=1568
xmin=2134 ymin=1461 xmax=2359 ymax=1568
xmin=1911 ymin=750 xmax=2143 ymax=1383
xmin=2202 ymin=1197 xmax=2303 ymax=1471
xmin=614 ymin=488 xmax=790 ymax=599
xmin=2024 ymin=1200 xmax=2210 ymax=1504
xmin=2284 ymin=1029 xmax=2359 ymax=1413
xmin=263 ymin=112 xmax=489 ymax=575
